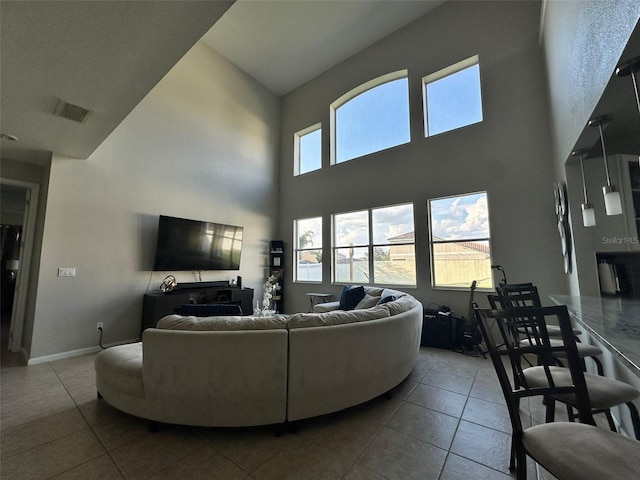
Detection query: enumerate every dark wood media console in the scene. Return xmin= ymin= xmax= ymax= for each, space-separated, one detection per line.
xmin=142 ymin=285 xmax=254 ymax=331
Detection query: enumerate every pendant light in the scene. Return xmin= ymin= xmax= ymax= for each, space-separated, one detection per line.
xmin=616 ymin=56 xmax=640 ymax=123
xmin=588 ymin=115 xmax=623 ymax=216
xmin=571 ymin=148 xmax=596 ymax=226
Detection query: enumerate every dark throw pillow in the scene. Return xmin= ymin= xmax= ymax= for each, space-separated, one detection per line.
xmin=339 ymin=285 xmax=365 ymax=311
xmin=377 ymin=295 xmax=397 ymax=305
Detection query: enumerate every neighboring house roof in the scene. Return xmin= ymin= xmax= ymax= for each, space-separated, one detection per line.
xmin=388 ymin=232 xmax=489 ymax=256
xmin=387 ymin=231 xmax=415 ymax=242
xmin=299 ymin=251 xmax=319 ymax=264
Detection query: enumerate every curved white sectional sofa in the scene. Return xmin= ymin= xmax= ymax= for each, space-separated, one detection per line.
xmin=94 ymin=287 xmax=423 ymax=428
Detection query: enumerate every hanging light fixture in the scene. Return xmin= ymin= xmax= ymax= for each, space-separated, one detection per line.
xmin=616 ymin=56 xmax=640 ymax=123
xmin=571 ymin=148 xmax=596 ymax=227
xmin=588 ymin=115 xmax=623 ymax=216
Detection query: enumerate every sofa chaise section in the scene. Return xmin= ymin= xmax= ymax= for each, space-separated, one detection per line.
xmin=95 ymin=315 xmax=288 ymax=428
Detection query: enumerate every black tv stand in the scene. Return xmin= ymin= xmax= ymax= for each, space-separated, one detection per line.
xmin=142 ymin=284 xmax=254 ymax=332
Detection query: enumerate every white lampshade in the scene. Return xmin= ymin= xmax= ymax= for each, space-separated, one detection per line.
xmin=581 ymin=203 xmax=596 ymax=227
xmin=603 ymin=185 xmax=623 ymax=216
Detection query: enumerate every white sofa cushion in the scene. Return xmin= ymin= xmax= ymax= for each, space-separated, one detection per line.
xmin=156 ymin=314 xmax=287 ymax=331
xmin=383 ymin=295 xmax=418 ymax=316
xmin=287 ymin=305 xmax=390 ymax=329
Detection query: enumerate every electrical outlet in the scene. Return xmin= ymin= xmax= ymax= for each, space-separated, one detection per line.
xmin=96 ymin=322 xmax=103 ymax=331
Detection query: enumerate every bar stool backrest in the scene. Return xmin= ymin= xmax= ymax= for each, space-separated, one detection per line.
xmin=474 ymin=305 xmax=595 ymax=433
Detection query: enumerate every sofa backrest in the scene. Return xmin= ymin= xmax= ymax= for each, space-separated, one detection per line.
xmin=156 ymin=314 xmax=287 ymax=331
xmin=142 ymin=327 xmax=288 ymax=426
xmin=287 ymin=304 xmax=390 ymax=329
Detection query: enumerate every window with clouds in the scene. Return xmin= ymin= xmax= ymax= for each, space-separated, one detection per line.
xmin=428 ymin=192 xmax=493 ymax=289
xmin=333 ymin=203 xmax=416 ymax=286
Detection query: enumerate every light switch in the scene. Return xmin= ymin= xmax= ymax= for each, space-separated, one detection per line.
xmin=58 ymin=267 xmax=76 ymax=277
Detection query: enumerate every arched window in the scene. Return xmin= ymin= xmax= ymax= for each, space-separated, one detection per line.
xmin=331 ymin=70 xmax=410 ymax=164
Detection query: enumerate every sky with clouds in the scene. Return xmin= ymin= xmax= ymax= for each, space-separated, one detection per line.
xmin=430 ymin=192 xmax=490 ymax=241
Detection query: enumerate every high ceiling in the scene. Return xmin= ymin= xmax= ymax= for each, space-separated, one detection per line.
xmin=0 ymin=0 xmax=637 ymax=167
xmin=200 ymin=0 xmax=445 ymax=96
xmin=0 ymin=0 xmax=234 ymax=165
xmin=0 ymin=0 xmax=443 ymax=166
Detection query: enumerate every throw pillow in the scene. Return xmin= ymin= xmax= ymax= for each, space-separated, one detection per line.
xmin=339 ymin=285 xmax=365 ymax=311
xmin=377 ymin=295 xmax=397 ymax=305
xmin=355 ymin=293 xmax=380 ymax=309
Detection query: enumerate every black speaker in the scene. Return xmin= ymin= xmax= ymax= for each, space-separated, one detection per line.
xmin=421 ymin=307 xmax=458 ymax=349
xmin=237 ymin=275 xmax=242 ymax=289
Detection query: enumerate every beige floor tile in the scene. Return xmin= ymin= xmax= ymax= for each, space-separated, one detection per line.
xmin=356 ymin=427 xmax=447 ymax=480
xmin=109 ymin=426 xmax=206 ymax=480
xmin=298 ymin=411 xmax=383 ymax=461
xmin=50 ymin=453 xmax=126 ymax=479
xmin=51 ymin=359 xmax=98 ymax=397
xmin=385 ymin=402 xmax=459 ymax=450
xmin=252 ymin=437 xmax=352 ymax=480
xmin=0 ymin=427 xmax=105 ymax=480
xmin=439 ymin=453 xmax=512 ymax=480
xmin=469 ymin=377 xmax=506 ymax=405
xmin=92 ymin=410 xmax=149 ymax=451
xmin=406 ymin=383 xmax=468 ymax=418
xmin=341 ymin=463 xmax=387 ymax=480
xmin=461 ymin=396 xmax=511 ymax=433
xmin=77 ymin=389 xmax=132 ymax=426
xmin=432 ymin=356 xmax=480 ymax=378
xmin=147 ymin=445 xmax=248 ymax=480
xmin=449 ymin=420 xmax=511 ymax=474
xmin=420 ymin=369 xmax=475 ymax=395
xmin=1 ymin=407 xmax=88 ymax=459
xmin=196 ymin=425 xmax=293 ymax=473
xmin=1 ymin=384 xmax=76 ymax=431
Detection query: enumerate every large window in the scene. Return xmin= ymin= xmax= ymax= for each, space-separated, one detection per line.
xmin=428 ymin=192 xmax=493 ymax=290
xmin=294 ymin=217 xmax=323 ymax=282
xmin=331 ymin=70 xmax=410 ymax=164
xmin=333 ymin=203 xmax=416 ymax=286
xmin=294 ymin=124 xmax=322 ymax=175
xmin=423 ymin=55 xmax=483 ymax=137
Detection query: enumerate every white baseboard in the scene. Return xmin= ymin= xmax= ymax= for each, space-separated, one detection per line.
xmin=27 ymin=338 xmax=139 ymax=365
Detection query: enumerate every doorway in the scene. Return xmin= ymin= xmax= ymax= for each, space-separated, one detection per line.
xmin=0 ymin=179 xmax=39 ymax=356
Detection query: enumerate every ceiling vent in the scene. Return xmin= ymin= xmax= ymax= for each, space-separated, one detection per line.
xmin=53 ymin=99 xmax=91 ymax=123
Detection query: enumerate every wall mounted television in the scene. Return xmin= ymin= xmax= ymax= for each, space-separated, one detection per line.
xmin=153 ymin=215 xmax=243 ymax=271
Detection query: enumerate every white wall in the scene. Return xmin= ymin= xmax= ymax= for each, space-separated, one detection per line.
xmin=29 ymin=42 xmax=280 ymax=360
xmin=279 ymin=0 xmax=565 ymax=315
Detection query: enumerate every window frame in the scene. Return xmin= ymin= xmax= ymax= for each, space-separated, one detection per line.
xmin=427 ymin=191 xmax=493 ymax=291
xmin=294 ymin=123 xmax=322 ymax=176
xmin=331 ymin=202 xmax=416 ymax=287
xmin=330 ymin=70 xmax=410 ymax=165
xmin=422 ymin=54 xmax=483 ymax=138
xmin=293 ymin=216 xmax=323 ymax=284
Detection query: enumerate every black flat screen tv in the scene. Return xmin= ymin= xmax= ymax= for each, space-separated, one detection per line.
xmin=153 ymin=215 xmax=243 ymax=271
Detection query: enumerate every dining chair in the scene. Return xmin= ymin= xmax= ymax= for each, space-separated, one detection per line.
xmin=475 ymin=305 xmax=640 ymax=480
xmin=488 ymin=292 xmax=603 ymax=375
xmin=496 ymin=283 xmax=583 ymax=338
xmin=487 ymin=293 xmax=637 ymax=437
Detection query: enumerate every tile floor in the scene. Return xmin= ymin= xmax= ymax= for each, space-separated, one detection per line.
xmin=1 ymin=342 xmax=559 ymax=480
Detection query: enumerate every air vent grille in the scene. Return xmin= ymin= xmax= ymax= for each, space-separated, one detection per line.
xmin=53 ymin=100 xmax=91 ymax=123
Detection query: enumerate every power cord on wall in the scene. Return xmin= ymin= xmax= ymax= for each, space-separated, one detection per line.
xmin=98 ymin=326 xmax=106 ymax=349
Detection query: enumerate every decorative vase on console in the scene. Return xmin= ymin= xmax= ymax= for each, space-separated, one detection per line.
xmin=261 ymin=273 xmax=281 ymax=316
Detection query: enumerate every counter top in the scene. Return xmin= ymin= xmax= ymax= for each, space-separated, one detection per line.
xmin=550 ymin=295 xmax=640 ymax=376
